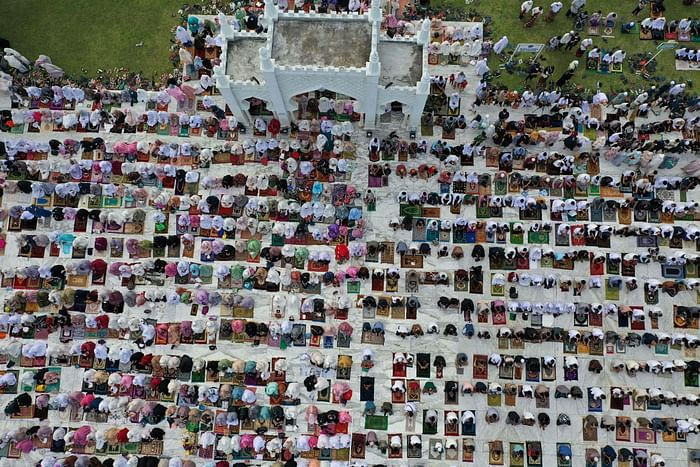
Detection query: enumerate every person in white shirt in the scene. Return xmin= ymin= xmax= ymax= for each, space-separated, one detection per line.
xmin=175 ymin=26 xmax=193 ymax=46
xmin=448 ymin=92 xmax=460 ymax=111
xmin=318 ymin=97 xmax=331 ymax=113
xmin=679 ymin=18 xmax=691 ymax=32
xmin=469 ymin=23 xmax=483 ymax=40
xmin=196 ymin=74 xmax=213 ymax=94
xmin=633 ymin=92 xmax=648 ymax=106
xmin=546 ymin=1 xmax=563 ymax=21
xmin=641 ymin=17 xmax=653 ymax=32
xmin=592 ymin=91 xmax=608 ymax=105
xmin=469 ymin=39 xmax=482 ymax=57
xmin=605 ymin=11 xmax=618 ymax=27
xmin=454 ymin=71 xmax=467 ymax=90
xmin=560 ymin=31 xmax=573 ymax=47
xmin=651 ymin=17 xmax=666 ymax=30
xmin=670 ymin=83 xmax=686 ymax=96
xmin=567 ymin=0 xmax=586 ymax=17
xmin=493 ymin=36 xmax=509 ymax=55
xmin=475 ymin=58 xmax=490 ymax=77
xmin=577 ymin=38 xmax=593 ymax=57
xmin=608 ymin=132 xmax=622 ymax=144
xmin=528 ymin=6 xmax=544 ymax=26
xmin=520 ymin=0 xmax=533 ymax=18
xmin=612 ymin=49 xmax=626 ymax=63
xmin=547 ymin=35 xmax=561 ymax=49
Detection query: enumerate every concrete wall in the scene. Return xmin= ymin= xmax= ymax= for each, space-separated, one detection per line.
xmin=214 ymin=5 xmax=428 ymax=130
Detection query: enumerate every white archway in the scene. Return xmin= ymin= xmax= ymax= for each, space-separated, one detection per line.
xmin=286 ymin=87 xmax=365 ymax=123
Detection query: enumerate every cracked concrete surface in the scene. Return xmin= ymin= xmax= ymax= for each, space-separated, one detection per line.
xmin=226 ymin=38 xmax=266 ymax=82
xmin=378 ymin=41 xmax=422 ymax=86
xmin=272 ymin=19 xmax=372 ymax=68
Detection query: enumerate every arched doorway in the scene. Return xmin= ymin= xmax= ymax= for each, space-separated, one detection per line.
xmin=289 ymin=89 xmax=362 ymax=124
xmin=245 ymin=97 xmax=273 ymax=117
xmin=379 ymin=100 xmax=407 ymax=125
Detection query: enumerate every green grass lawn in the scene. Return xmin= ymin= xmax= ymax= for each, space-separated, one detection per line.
xmin=431 ymin=0 xmax=695 ymax=95
xmin=0 ymin=0 xmax=694 ymax=94
xmin=0 ymin=0 xmax=175 ymax=78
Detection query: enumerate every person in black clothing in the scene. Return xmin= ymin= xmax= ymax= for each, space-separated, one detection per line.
xmin=632 ymin=0 xmax=648 ymax=15
xmin=651 ymin=0 xmax=665 ymax=15
xmin=525 ymin=62 xmax=542 ymax=81
xmin=556 ymin=69 xmax=575 ymax=87
xmin=566 ymin=33 xmax=581 ymax=50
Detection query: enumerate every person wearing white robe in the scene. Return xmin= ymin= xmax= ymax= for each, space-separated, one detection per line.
xmin=578 ymin=38 xmax=593 ymax=54
xmin=196 ymin=75 xmax=213 ymax=94
xmin=475 ymin=58 xmax=490 ymax=77
xmin=493 ymin=36 xmax=508 ymax=55
xmin=612 ymin=50 xmax=626 ymax=64
xmin=633 ymin=92 xmax=648 ymax=106
xmin=679 ymin=18 xmax=691 ymax=32
xmin=469 ymin=39 xmax=482 ymax=57
xmin=448 ymin=93 xmax=460 ymax=111
xmin=460 ymin=45 xmax=471 ymax=65
xmin=175 ymin=26 xmax=193 ymax=46
xmin=670 ymin=83 xmax=686 ymax=96
xmin=469 ymin=24 xmax=483 ymax=40
xmin=179 ymin=48 xmax=193 ymax=66
xmin=440 ymin=41 xmax=451 ymax=58
xmin=651 ymin=17 xmax=665 ymax=30
xmin=592 ymin=91 xmax=608 ymax=105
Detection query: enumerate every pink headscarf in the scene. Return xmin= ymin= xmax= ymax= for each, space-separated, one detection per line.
xmin=73 ymin=426 xmax=92 ymax=447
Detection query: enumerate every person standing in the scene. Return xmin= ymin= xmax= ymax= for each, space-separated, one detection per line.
xmin=566 ymin=0 xmax=586 ymax=17
xmin=576 ymin=37 xmax=592 ymax=56
xmin=611 ymin=49 xmax=626 ymax=64
xmin=632 ymin=0 xmax=648 ymax=15
xmin=546 ymin=1 xmax=563 ymax=21
xmin=475 ymin=58 xmax=490 ymax=77
xmin=525 ymin=62 xmax=542 ymax=81
xmin=526 ymin=6 xmax=544 ymax=27
xmin=670 ymin=82 xmax=686 ymax=97
xmin=556 ymin=69 xmax=575 ymax=87
xmin=520 ymin=0 xmax=534 ymax=18
xmin=493 ymin=36 xmax=509 ymax=55
xmin=547 ymin=35 xmax=561 ymax=50
xmin=537 ymin=66 xmax=554 ymax=88
xmin=566 ymin=32 xmax=581 ymax=51
xmin=560 ymin=31 xmax=574 ymax=49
